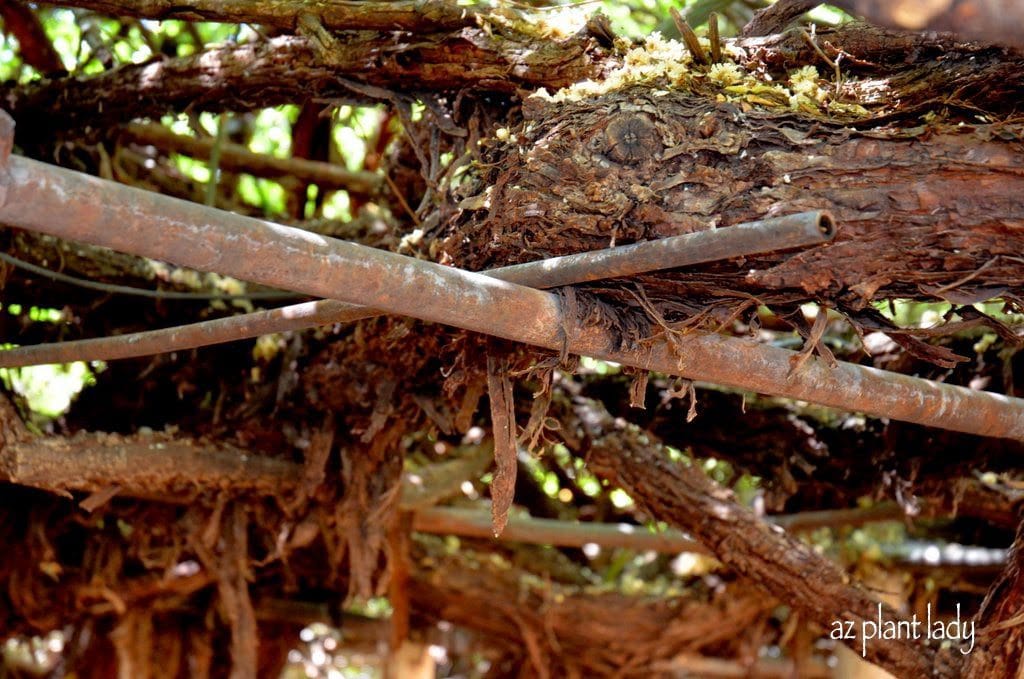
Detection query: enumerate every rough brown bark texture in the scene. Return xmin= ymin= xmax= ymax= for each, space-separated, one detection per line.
xmin=409 ymin=542 xmax=775 ymax=676
xmin=412 ymin=25 xmax=1024 ymax=381
xmin=442 ymin=80 xmax=1024 ymax=315
xmin=2 ymin=5 xmax=1024 ymax=679
xmin=45 ymin=0 xmax=485 ymax=33
xmin=961 ymin=520 xmax=1024 ymax=676
xmin=2 ymin=29 xmax=605 ymax=142
xmin=579 ymin=397 xmax=957 ymax=678
xmin=0 ymin=0 xmax=64 ymax=73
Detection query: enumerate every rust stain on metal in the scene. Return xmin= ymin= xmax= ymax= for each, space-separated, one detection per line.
xmin=0 ymin=208 xmax=832 ymax=367
xmin=493 ymin=210 xmax=834 ymax=287
xmin=0 ymin=156 xmax=1022 ymax=441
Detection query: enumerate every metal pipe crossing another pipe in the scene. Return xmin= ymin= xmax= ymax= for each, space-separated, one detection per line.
xmin=0 ymin=211 xmax=832 ymax=367
xmin=1 ymin=153 xmax=1022 ymax=440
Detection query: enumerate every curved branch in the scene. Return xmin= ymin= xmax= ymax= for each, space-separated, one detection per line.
xmin=120 ymin=123 xmax=383 ymax=194
xmin=741 ymin=0 xmax=818 ymax=37
xmin=48 ymin=0 xmax=487 ymax=33
xmin=836 ymin=0 xmax=1024 ymax=48
xmin=0 ymin=0 xmax=64 ymax=73
xmin=7 ymin=20 xmax=1022 ymax=144
xmin=577 ymin=396 xmax=958 ymax=678
xmin=3 ymin=30 xmax=602 ymax=141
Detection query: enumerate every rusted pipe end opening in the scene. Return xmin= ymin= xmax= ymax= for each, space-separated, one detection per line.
xmin=817 ymin=212 xmax=836 ymax=240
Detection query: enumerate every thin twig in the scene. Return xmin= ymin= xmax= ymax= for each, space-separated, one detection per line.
xmin=203 ymin=113 xmax=229 ymax=207
xmin=708 ymin=11 xmax=722 ymax=64
xmin=0 ymin=251 xmax=297 ymax=300
xmin=670 ymin=8 xmax=709 ymax=66
xmin=801 ymin=27 xmax=842 ymax=94
xmin=930 ymin=257 xmax=1001 ymax=297
xmin=384 ymin=172 xmax=421 ymax=226
xmin=121 ymin=123 xmax=382 ymax=194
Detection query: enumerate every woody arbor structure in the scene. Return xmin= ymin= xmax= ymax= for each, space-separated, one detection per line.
xmin=0 ymin=1 xmax=1023 ymax=677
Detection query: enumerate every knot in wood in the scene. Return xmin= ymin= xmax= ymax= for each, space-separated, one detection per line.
xmin=604 ymin=113 xmax=662 ymax=165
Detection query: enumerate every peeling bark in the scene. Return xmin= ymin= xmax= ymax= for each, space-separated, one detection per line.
xmin=579 ymin=396 xmax=957 ymax=678
xmin=2 ymin=6 xmax=1024 ymax=678
xmin=2 ymin=30 xmax=604 ymax=143
xmin=445 ymin=88 xmax=1024 ymax=316
xmin=961 ymin=519 xmax=1024 ymax=675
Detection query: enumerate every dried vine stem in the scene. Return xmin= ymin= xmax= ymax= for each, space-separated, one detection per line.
xmin=47 ymin=0 xmax=494 ymax=33
xmin=120 ymin=123 xmax=382 ymax=194
xmin=577 ymin=396 xmax=957 ymax=678
xmin=3 ymin=29 xmax=603 ymax=140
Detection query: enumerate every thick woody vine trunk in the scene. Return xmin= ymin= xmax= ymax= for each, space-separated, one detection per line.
xmin=436 ymin=36 xmax=1024 ymax=319
xmin=579 ymin=398 xmax=957 ymax=677
xmin=2 ymin=4 xmax=1024 ymax=679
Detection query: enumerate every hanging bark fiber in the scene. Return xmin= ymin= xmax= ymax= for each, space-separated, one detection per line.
xmin=3 ymin=153 xmax=1022 ymax=440
xmin=2 ymin=5 xmax=1024 ymax=679
xmin=436 ymin=28 xmax=1024 ymax=329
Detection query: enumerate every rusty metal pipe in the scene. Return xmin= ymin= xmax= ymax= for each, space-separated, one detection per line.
xmin=0 ymin=211 xmax=832 ymax=367
xmin=492 ymin=210 xmax=833 ymax=287
xmin=2 ymin=155 xmax=1023 ymax=440
xmin=0 ymin=299 xmax=361 ymax=366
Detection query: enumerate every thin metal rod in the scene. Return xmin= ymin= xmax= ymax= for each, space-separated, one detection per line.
xmin=2 ymin=155 xmax=1023 ymax=440
xmin=0 ymin=299 xmax=359 ymax=366
xmin=0 ymin=250 xmax=296 ymax=300
xmin=492 ymin=210 xmax=833 ymax=287
xmin=0 ymin=210 xmax=832 ymax=367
